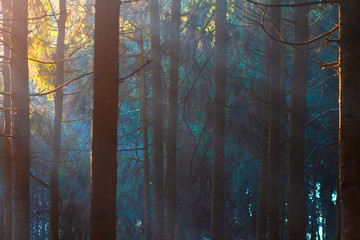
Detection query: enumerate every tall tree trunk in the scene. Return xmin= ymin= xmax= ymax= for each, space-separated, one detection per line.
xmin=139 ymin=30 xmax=151 ymax=240
xmin=267 ymin=0 xmax=281 ymax=239
xmin=210 ymin=0 xmax=226 ymax=237
xmin=256 ymin=36 xmax=270 ymax=240
xmin=150 ymin=0 xmax=164 ymax=236
xmin=90 ymin=0 xmax=120 ymax=239
xmin=11 ymin=0 xmax=30 ymax=238
xmin=338 ymin=1 xmax=360 ymax=239
xmin=288 ymin=2 xmax=308 ymax=239
xmin=2 ymin=0 xmax=12 ymax=239
xmin=50 ymin=0 xmax=66 ymax=239
xmin=164 ymin=0 xmax=181 ymax=238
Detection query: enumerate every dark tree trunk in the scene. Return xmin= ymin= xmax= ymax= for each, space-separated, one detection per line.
xmin=150 ymin=0 xmax=164 ymax=236
xmin=2 ymin=0 xmax=12 ymax=239
xmin=50 ymin=0 xmax=66 ymax=239
xmin=139 ymin=30 xmax=151 ymax=240
xmin=339 ymin=1 xmax=360 ymax=239
xmin=256 ymin=37 xmax=270 ymax=240
xmin=11 ymin=0 xmax=30 ymax=237
xmin=267 ymin=0 xmax=281 ymax=239
xmin=165 ymin=0 xmax=181 ymax=238
xmin=288 ymin=1 xmax=308 ymax=239
xmin=90 ymin=0 xmax=120 ymax=239
xmin=210 ymin=0 xmax=226 ymax=237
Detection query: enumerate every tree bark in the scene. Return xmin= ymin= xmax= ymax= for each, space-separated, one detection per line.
xmin=90 ymin=0 xmax=120 ymax=239
xmin=256 ymin=36 xmax=269 ymax=240
xmin=210 ymin=0 xmax=226 ymax=238
xmin=267 ymin=0 xmax=281 ymax=239
xmin=339 ymin=1 xmax=360 ymax=239
xmin=164 ymin=0 xmax=181 ymax=239
xmin=11 ymin=0 xmax=30 ymax=238
xmin=50 ymin=0 xmax=66 ymax=239
xmin=288 ymin=1 xmax=308 ymax=239
xmin=150 ymin=0 xmax=164 ymax=236
xmin=2 ymin=0 xmax=12 ymax=239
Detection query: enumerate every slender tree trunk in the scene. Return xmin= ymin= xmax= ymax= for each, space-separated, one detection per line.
xmin=267 ymin=0 xmax=281 ymax=239
xmin=288 ymin=2 xmax=308 ymax=239
xmin=256 ymin=37 xmax=270 ymax=240
xmin=11 ymin=0 xmax=30 ymax=238
xmin=139 ymin=30 xmax=151 ymax=240
xmin=165 ymin=0 xmax=181 ymax=238
xmin=150 ymin=0 xmax=164 ymax=236
xmin=210 ymin=0 xmax=226 ymax=237
xmin=338 ymin=1 xmax=360 ymax=239
xmin=90 ymin=0 xmax=120 ymax=239
xmin=50 ymin=0 xmax=66 ymax=239
xmin=2 ymin=0 xmax=12 ymax=239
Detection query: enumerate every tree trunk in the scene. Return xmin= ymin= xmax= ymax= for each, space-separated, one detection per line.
xmin=256 ymin=36 xmax=270 ymax=240
xmin=165 ymin=0 xmax=181 ymax=238
xmin=50 ymin=0 xmax=66 ymax=239
xmin=210 ymin=0 xmax=226 ymax=238
xmin=11 ymin=0 xmax=30 ymax=237
xmin=339 ymin=1 xmax=360 ymax=239
xmin=2 ymin=0 xmax=12 ymax=239
xmin=150 ymin=0 xmax=164 ymax=236
xmin=139 ymin=30 xmax=151 ymax=240
xmin=90 ymin=0 xmax=120 ymax=239
xmin=288 ymin=1 xmax=308 ymax=239
xmin=267 ymin=0 xmax=281 ymax=239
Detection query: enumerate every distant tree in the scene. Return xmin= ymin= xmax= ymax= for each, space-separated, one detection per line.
xmin=90 ymin=0 xmax=120 ymax=238
xmin=139 ymin=30 xmax=151 ymax=240
xmin=210 ymin=0 xmax=226 ymax=237
xmin=267 ymin=0 xmax=281 ymax=239
xmin=288 ymin=0 xmax=308 ymax=239
xmin=50 ymin=0 xmax=67 ymax=238
xmin=164 ymin=0 xmax=181 ymax=238
xmin=150 ymin=0 xmax=165 ymax=235
xmin=339 ymin=1 xmax=360 ymax=239
xmin=256 ymin=36 xmax=269 ymax=240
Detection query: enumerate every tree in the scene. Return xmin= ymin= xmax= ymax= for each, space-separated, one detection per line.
xmin=210 ymin=0 xmax=226 ymax=237
xmin=90 ymin=0 xmax=120 ymax=238
xmin=288 ymin=0 xmax=308 ymax=239
xmin=256 ymin=36 xmax=269 ymax=240
xmin=165 ymin=0 xmax=181 ymax=238
xmin=139 ymin=29 xmax=151 ymax=240
xmin=11 ymin=0 xmax=30 ymax=237
xmin=150 ymin=0 xmax=165 ymax=236
xmin=2 ymin=0 xmax=12 ymax=239
xmin=267 ymin=0 xmax=281 ymax=239
xmin=50 ymin=0 xmax=67 ymax=238
xmin=339 ymin=1 xmax=360 ymax=239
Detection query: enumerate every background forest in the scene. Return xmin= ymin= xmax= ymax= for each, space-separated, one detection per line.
xmin=0 ymin=0 xmax=355 ymax=239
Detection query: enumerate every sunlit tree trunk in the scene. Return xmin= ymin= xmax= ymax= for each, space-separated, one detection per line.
xmin=150 ymin=0 xmax=164 ymax=236
xmin=339 ymin=1 xmax=360 ymax=239
xmin=256 ymin=36 xmax=269 ymax=240
xmin=267 ymin=0 xmax=281 ymax=239
xmin=90 ymin=0 xmax=120 ymax=239
xmin=288 ymin=2 xmax=308 ymax=240
xmin=210 ymin=0 xmax=226 ymax=237
xmin=164 ymin=0 xmax=181 ymax=238
xmin=2 ymin=0 xmax=12 ymax=239
xmin=139 ymin=30 xmax=151 ymax=240
xmin=11 ymin=0 xmax=30 ymax=238
xmin=50 ymin=0 xmax=66 ymax=239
